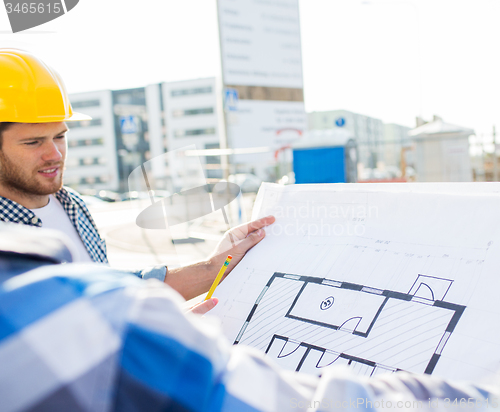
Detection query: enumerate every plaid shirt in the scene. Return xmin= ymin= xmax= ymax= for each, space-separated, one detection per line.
xmin=0 ymin=187 xmax=108 ymax=264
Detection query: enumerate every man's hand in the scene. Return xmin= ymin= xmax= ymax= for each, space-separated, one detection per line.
xmin=208 ymin=215 xmax=276 ymax=277
xmin=165 ymin=215 xmax=275 ymax=300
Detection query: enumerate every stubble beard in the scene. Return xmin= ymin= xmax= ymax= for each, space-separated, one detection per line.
xmin=0 ymin=151 xmax=64 ymax=197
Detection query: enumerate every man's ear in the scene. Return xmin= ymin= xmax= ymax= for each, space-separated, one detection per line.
xmin=0 ymin=122 xmax=15 ymax=149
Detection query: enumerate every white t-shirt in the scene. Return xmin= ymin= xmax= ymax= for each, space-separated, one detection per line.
xmin=30 ymin=195 xmax=93 ymax=263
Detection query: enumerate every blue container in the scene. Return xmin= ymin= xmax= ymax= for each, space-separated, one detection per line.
xmin=293 ymin=147 xmax=347 ymax=183
xmin=292 ymin=133 xmax=357 ymax=184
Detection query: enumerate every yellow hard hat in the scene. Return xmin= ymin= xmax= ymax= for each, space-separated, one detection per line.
xmin=0 ymin=48 xmax=91 ymax=123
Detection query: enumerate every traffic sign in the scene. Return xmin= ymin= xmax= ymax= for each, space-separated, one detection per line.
xmin=120 ymin=116 xmax=137 ymax=134
xmin=335 ymin=117 xmax=346 ymax=127
xmin=224 ymin=88 xmax=239 ymax=111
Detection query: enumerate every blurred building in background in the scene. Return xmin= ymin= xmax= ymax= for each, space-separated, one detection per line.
xmin=383 ymin=123 xmax=413 ymax=171
xmin=161 ymin=78 xmax=221 ymax=182
xmin=410 ymin=116 xmax=473 ymax=182
xmin=68 ymin=80 xmax=222 ymax=193
xmin=64 ymin=0 xmax=481 ymax=192
xmin=67 ymin=86 xmax=478 ymax=191
xmin=68 ymin=88 xmax=155 ymax=193
xmin=308 ymin=110 xmax=383 ymax=169
xmin=112 ymin=88 xmax=153 ymax=192
xmin=64 ymin=90 xmax=118 ymax=191
xmin=67 ymin=0 xmax=308 ymax=193
xmin=307 ymin=109 xmax=411 ymax=180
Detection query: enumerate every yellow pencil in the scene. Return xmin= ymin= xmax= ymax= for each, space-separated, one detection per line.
xmin=205 ymin=255 xmax=232 ymax=300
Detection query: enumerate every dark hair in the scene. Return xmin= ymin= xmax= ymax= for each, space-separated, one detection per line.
xmin=0 ymin=122 xmax=14 ymax=148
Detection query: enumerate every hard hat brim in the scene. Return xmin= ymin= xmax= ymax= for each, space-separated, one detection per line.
xmin=65 ymin=111 xmax=92 ymax=122
xmin=2 ymin=111 xmax=93 ymax=123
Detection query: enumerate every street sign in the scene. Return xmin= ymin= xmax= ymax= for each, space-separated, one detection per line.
xmin=120 ymin=115 xmax=137 ymax=134
xmin=224 ymin=88 xmax=239 ymax=111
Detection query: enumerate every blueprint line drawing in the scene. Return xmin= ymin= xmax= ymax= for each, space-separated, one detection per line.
xmin=210 ymin=185 xmax=500 ymax=380
xmin=235 ymin=272 xmax=466 ymax=377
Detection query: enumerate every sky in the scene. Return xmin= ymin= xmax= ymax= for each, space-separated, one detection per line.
xmin=1 ymin=0 xmax=499 ymax=141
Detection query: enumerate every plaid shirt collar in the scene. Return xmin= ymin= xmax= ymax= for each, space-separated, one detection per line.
xmin=0 ymin=187 xmax=108 ymax=264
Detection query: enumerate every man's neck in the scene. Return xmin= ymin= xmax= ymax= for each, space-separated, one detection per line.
xmin=0 ymin=185 xmax=50 ymax=209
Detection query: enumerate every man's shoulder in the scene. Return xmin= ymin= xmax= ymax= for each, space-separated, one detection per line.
xmin=61 ymin=186 xmax=84 ymax=200
xmin=58 ymin=186 xmax=88 ymax=208
xmin=55 ymin=187 xmax=109 ymax=263
xmin=55 ymin=186 xmax=93 ymax=219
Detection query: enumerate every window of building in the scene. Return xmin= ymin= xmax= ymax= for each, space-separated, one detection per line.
xmin=68 ymin=137 xmax=104 ymax=148
xmin=65 ymin=157 xmax=79 ymax=167
xmin=205 ymin=143 xmax=222 ymax=179
xmin=71 ymin=99 xmax=100 ymax=109
xmin=205 ymin=143 xmax=220 ymax=164
xmin=79 ymin=176 xmax=106 ymax=185
xmin=170 ymin=86 xmax=212 ymax=97
xmin=69 ymin=118 xmax=103 ymax=129
xmin=174 ymin=127 xmax=216 ymax=137
xmin=78 ymin=157 xmax=105 ymax=166
xmin=172 ymin=107 xmax=214 ymax=118
xmin=64 ymin=175 xmax=79 ymax=185
xmin=81 ymin=157 xmax=95 ymax=166
xmin=81 ymin=176 xmax=96 ymax=184
xmin=113 ymin=88 xmax=146 ymax=105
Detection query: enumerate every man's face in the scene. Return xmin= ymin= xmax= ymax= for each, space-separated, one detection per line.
xmin=0 ymin=122 xmax=68 ymax=197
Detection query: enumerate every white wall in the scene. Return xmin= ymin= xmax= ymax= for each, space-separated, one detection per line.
xmin=162 ymin=78 xmax=221 ymax=189
xmin=415 ymin=134 xmax=473 ymax=182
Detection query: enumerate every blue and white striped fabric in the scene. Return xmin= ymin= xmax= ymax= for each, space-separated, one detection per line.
xmin=0 ymin=264 xmax=498 ymax=412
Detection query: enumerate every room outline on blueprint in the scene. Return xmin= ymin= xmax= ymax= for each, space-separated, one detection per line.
xmin=235 ymin=272 xmax=465 ymax=377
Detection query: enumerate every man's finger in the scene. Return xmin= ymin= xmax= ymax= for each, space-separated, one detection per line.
xmin=235 ymin=227 xmax=266 ymax=254
xmin=240 ymin=215 xmax=275 ymax=236
xmin=189 ymin=298 xmax=219 ymax=315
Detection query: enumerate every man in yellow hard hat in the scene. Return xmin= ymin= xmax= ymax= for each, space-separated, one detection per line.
xmin=0 ymin=48 xmax=275 ymax=304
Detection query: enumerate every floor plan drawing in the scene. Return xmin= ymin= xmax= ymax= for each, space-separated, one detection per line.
xmin=210 ymin=184 xmax=500 ymax=381
xmin=235 ymin=272 xmax=465 ymax=377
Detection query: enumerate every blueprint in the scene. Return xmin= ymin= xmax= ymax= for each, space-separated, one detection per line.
xmin=236 ymin=272 xmax=464 ymax=377
xmin=210 ymin=183 xmax=500 ymax=380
